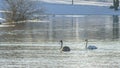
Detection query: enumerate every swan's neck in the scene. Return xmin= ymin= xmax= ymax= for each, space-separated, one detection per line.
xmin=60 ymin=41 xmax=63 ymax=49
xmin=85 ymin=41 xmax=88 ymax=49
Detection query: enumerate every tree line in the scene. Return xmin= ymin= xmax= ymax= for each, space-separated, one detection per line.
xmin=1 ymin=0 xmax=44 ymax=23
xmin=1 ymin=0 xmax=120 ymax=23
xmin=110 ymin=0 xmax=119 ymax=11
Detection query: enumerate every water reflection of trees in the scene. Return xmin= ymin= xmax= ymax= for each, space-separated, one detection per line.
xmin=0 ymin=15 xmax=120 ymax=43
xmin=113 ymin=15 xmax=119 ymax=40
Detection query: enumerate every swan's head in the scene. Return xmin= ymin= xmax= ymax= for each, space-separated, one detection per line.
xmin=60 ymin=40 xmax=63 ymax=44
xmin=85 ymin=39 xmax=88 ymax=42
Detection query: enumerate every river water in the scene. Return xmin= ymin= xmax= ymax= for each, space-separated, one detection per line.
xmin=0 ymin=15 xmax=120 ymax=68
xmin=0 ymin=42 xmax=120 ymax=68
xmin=0 ymin=15 xmax=119 ymax=43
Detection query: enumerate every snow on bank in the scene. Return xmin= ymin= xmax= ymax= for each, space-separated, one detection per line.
xmin=41 ymin=0 xmax=112 ymax=6
xmin=0 ymin=24 xmax=15 ymax=27
xmin=0 ymin=18 xmax=5 ymax=21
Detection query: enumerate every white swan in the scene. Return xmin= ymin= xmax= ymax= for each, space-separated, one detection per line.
xmin=85 ymin=39 xmax=97 ymax=50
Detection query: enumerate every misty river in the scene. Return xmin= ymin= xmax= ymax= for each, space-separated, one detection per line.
xmin=0 ymin=15 xmax=119 ymax=43
xmin=0 ymin=15 xmax=120 ymax=68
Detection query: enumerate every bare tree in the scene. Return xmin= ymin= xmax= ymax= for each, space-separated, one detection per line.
xmin=110 ymin=0 xmax=119 ymax=10
xmin=2 ymin=0 xmax=44 ymax=23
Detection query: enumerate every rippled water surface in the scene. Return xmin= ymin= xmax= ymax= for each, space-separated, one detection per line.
xmin=0 ymin=15 xmax=120 ymax=68
xmin=0 ymin=41 xmax=120 ymax=68
xmin=0 ymin=15 xmax=120 ymax=43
